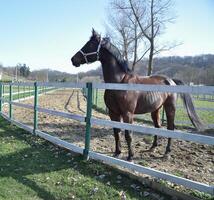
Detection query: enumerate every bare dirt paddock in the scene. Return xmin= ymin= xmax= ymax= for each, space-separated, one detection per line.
xmin=3 ymin=89 xmax=214 ymax=192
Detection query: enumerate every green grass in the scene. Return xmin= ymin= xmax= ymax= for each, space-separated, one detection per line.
xmin=175 ymin=98 xmax=214 ymax=125
xmin=1 ymin=86 xmax=53 ymax=101
xmin=2 ymin=85 xmax=39 ymax=94
xmin=173 ymin=170 xmax=184 ymax=178
xmin=92 ymin=89 xmax=107 ymax=114
xmin=0 ymin=116 xmax=169 ymax=200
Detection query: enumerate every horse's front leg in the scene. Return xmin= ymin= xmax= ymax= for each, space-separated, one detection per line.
xmin=123 ymin=112 xmax=134 ymax=161
xmin=113 ymin=128 xmax=122 ymax=157
xmin=125 ymin=130 xmax=134 ymax=161
xmin=109 ymin=111 xmax=122 ymax=157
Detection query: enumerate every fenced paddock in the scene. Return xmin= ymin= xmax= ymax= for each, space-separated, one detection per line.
xmin=0 ymin=81 xmax=213 ymax=196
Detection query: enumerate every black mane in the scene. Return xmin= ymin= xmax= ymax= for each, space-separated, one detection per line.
xmin=101 ymin=37 xmax=130 ymax=73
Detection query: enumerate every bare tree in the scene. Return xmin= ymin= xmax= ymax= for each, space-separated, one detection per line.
xmin=129 ymin=0 xmax=178 ymax=75
xmin=106 ymin=0 xmax=150 ymax=71
xmin=106 ymin=0 xmax=178 ymax=75
xmin=105 ymin=9 xmax=133 ymax=61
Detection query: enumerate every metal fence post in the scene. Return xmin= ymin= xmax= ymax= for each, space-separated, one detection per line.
xmin=2 ymin=84 xmax=4 ymax=98
xmin=84 ymin=82 xmax=93 ymax=159
xmin=29 ymin=86 xmax=30 ymax=96
xmin=92 ymin=87 xmax=94 ymax=104
xmin=33 ymin=82 xmax=38 ymax=134
xmin=0 ymin=82 xmax=2 ymax=113
xmin=18 ymin=85 xmax=20 ymax=101
xmin=9 ymin=84 xmax=13 ymax=119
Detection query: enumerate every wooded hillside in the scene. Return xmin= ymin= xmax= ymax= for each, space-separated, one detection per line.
xmin=79 ymin=54 xmax=214 ymax=85
xmin=1 ymin=54 xmax=213 ymax=85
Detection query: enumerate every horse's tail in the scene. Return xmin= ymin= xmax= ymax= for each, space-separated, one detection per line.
xmin=172 ymin=79 xmax=205 ymax=131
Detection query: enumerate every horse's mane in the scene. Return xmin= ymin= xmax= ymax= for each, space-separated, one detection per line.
xmin=101 ymin=37 xmax=131 ymax=73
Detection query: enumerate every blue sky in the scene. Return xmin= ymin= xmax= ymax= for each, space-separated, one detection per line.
xmin=0 ymin=0 xmax=214 ymax=74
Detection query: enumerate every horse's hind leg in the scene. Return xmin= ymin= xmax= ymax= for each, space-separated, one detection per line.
xmin=150 ymin=108 xmax=162 ymax=151
xmin=123 ymin=112 xmax=134 ymax=161
xmin=109 ymin=110 xmax=122 ymax=157
xmin=164 ymin=98 xmax=176 ymax=156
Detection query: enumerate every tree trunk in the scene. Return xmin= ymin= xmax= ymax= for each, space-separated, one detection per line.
xmin=132 ymin=24 xmax=138 ymax=71
xmin=147 ymin=46 xmax=153 ymax=75
xmin=147 ymin=0 xmax=154 ymax=76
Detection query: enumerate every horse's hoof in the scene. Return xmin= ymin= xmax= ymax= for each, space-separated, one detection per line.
xmin=127 ymin=156 xmax=134 ymax=162
xmin=163 ymin=153 xmax=171 ymax=160
xmin=149 ymin=147 xmax=156 ymax=153
xmin=113 ymin=153 xmax=121 ymax=158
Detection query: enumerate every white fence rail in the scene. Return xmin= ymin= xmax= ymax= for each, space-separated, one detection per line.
xmin=91 ymin=118 xmax=214 ymax=145
xmin=93 ymin=83 xmax=214 ymax=94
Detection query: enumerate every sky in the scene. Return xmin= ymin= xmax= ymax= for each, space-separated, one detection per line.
xmin=0 ymin=0 xmax=214 ymax=74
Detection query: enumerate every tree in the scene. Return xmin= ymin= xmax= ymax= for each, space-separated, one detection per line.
xmin=107 ymin=0 xmax=178 ymax=75
xmin=19 ymin=64 xmax=30 ymax=77
xmin=106 ymin=0 xmax=149 ymax=71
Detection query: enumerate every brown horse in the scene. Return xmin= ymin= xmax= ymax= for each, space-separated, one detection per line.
xmin=71 ymin=29 xmax=204 ymax=161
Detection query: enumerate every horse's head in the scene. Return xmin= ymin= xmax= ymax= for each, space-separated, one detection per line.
xmin=71 ymin=29 xmax=101 ymax=67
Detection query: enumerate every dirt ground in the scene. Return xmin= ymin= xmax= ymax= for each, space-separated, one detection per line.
xmin=3 ymin=89 xmax=214 ymax=190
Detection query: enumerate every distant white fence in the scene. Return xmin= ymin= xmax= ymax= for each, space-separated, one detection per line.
xmin=0 ymin=81 xmax=213 ymax=195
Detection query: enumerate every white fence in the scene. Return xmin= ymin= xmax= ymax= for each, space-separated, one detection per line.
xmin=0 ymin=81 xmax=213 ymax=195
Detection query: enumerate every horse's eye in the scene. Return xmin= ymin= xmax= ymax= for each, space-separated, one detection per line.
xmin=90 ymin=41 xmax=97 ymax=48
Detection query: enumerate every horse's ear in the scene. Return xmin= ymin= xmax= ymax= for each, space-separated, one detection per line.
xmin=92 ymin=28 xmax=96 ymax=36
xmin=91 ymin=28 xmax=101 ymax=41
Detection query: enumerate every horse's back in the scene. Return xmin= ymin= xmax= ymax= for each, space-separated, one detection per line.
xmin=120 ymin=73 xmax=174 ymax=84
xmin=104 ymin=74 xmax=176 ymax=115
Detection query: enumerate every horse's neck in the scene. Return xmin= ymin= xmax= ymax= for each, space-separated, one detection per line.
xmin=99 ymin=49 xmax=126 ymax=83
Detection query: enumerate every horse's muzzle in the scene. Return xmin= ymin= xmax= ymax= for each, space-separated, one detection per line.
xmin=71 ymin=57 xmax=80 ymax=67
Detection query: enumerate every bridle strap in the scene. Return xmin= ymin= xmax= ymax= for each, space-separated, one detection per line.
xmin=79 ymin=39 xmax=102 ymax=64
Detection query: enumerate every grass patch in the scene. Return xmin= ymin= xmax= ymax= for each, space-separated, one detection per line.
xmin=173 ymin=170 xmax=184 ymax=178
xmin=143 ymin=135 xmax=154 ymax=144
xmin=0 ymin=116 xmax=169 ymax=200
xmin=190 ymin=190 xmax=214 ymax=200
xmin=1 ymin=86 xmax=54 ymax=102
xmin=138 ymin=160 xmax=149 ymax=167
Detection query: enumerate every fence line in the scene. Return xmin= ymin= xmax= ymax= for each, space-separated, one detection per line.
xmin=90 ymin=88 xmax=214 ymax=128
xmin=37 ymin=107 xmax=85 ymax=122
xmin=5 ymin=82 xmax=34 ymax=86
xmin=93 ymin=83 xmax=214 ymax=94
xmin=176 ymin=105 xmax=214 ymax=111
xmin=37 ymin=82 xmax=86 ymax=88
xmin=0 ymin=81 xmax=213 ymax=195
xmin=2 ymin=87 xmax=51 ymax=97
xmin=91 ymin=118 xmax=214 ymax=145
xmin=0 ymin=112 xmax=84 ymax=154
xmin=88 ymin=152 xmax=213 ymax=194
